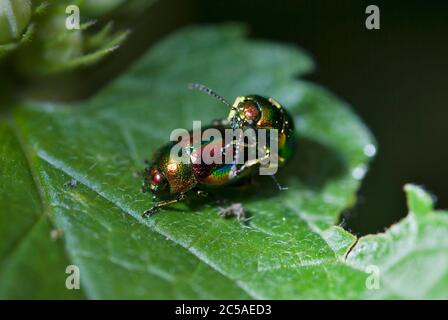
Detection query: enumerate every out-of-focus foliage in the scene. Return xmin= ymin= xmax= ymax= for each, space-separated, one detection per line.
xmin=0 ymin=0 xmax=34 ymax=57
xmin=0 ymin=0 xmax=31 ymax=45
xmin=0 ymin=0 xmax=156 ymax=76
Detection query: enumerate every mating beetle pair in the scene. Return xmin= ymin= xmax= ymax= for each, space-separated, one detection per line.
xmin=141 ymin=84 xmax=295 ymax=217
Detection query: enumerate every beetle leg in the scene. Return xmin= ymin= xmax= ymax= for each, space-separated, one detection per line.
xmin=250 ymin=170 xmax=258 ymax=186
xmin=230 ymin=152 xmax=271 ymax=177
xmin=221 ymin=137 xmax=256 ymax=156
xmin=270 ymin=174 xmax=288 ymax=191
xmin=142 ymin=194 xmax=186 ymax=217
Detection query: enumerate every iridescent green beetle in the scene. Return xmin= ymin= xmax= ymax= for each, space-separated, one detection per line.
xmin=141 ymin=84 xmax=295 ymax=217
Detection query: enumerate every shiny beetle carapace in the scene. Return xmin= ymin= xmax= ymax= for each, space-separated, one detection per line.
xmin=141 ymin=84 xmax=295 ymax=217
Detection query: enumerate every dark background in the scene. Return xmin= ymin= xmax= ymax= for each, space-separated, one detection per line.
xmin=18 ymin=0 xmax=448 ymax=235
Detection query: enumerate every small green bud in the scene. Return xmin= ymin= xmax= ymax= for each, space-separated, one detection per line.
xmin=17 ymin=14 xmax=82 ymax=74
xmin=0 ymin=0 xmax=32 ymax=45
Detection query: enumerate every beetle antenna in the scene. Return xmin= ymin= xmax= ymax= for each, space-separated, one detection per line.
xmin=189 ymin=83 xmax=233 ymax=109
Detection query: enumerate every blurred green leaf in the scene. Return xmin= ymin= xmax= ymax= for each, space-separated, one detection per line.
xmin=0 ymin=0 xmax=31 ymax=45
xmin=80 ymin=0 xmax=126 ymax=16
xmin=0 ymin=24 xmax=447 ymax=299
xmin=0 ymin=0 xmax=133 ymax=72
xmin=0 ymin=0 xmax=33 ymax=58
xmin=80 ymin=0 xmax=157 ymax=16
xmin=15 ymin=4 xmax=129 ymax=75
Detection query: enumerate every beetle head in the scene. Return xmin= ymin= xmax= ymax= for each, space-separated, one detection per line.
xmin=188 ymin=83 xmax=284 ymax=130
xmin=229 ymin=95 xmax=283 ymax=130
xmin=142 ymin=164 xmax=169 ymax=199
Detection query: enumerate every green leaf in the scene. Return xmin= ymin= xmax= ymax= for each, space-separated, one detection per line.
xmin=1 ymin=24 xmax=447 ymax=299
xmin=0 ymin=124 xmax=83 ymax=299
xmin=346 ymin=184 xmax=448 ymax=299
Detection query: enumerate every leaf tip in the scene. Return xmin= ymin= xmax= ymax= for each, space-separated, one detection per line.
xmin=404 ymin=184 xmax=434 ymax=217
